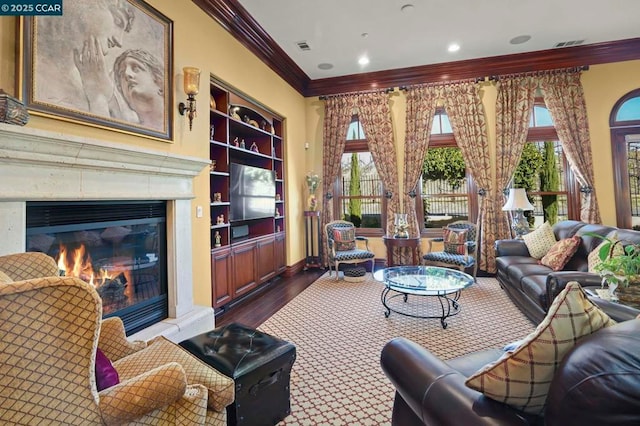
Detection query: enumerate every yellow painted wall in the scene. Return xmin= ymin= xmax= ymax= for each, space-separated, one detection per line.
xmin=0 ymin=1 xmax=307 ymax=307
xmin=305 ymin=60 xmax=640 ymax=259
xmin=3 ymin=4 xmax=640 ymax=298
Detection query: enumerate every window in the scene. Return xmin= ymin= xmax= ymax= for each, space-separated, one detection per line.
xmin=610 ymin=89 xmax=640 ymax=229
xmin=512 ymin=102 xmax=579 ymax=226
xmin=333 ymin=116 xmax=385 ymax=234
xmin=418 ymin=108 xmax=477 ymax=233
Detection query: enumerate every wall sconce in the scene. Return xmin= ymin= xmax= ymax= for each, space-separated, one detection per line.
xmin=178 ymin=66 xmax=200 ymax=131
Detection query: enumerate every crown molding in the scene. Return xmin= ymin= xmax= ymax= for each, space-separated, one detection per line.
xmin=192 ymin=0 xmax=310 ymax=94
xmin=305 ymin=38 xmax=640 ymax=97
xmin=193 ymin=1 xmax=640 ymax=98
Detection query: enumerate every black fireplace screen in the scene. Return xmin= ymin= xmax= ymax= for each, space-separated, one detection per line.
xmin=26 ymin=201 xmax=168 ymax=335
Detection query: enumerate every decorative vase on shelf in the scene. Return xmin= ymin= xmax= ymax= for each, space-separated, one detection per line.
xmin=305 ymin=171 xmax=320 ymax=212
xmin=393 ymin=213 xmax=409 ymax=238
xmin=307 ymin=193 xmax=318 ymax=211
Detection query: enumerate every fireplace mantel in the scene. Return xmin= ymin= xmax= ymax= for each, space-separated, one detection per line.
xmin=0 ymin=123 xmax=214 ymax=342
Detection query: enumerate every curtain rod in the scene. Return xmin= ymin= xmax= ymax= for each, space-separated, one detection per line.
xmin=488 ymin=65 xmax=589 ymax=81
xmin=318 ymin=87 xmax=395 ymax=100
xmin=399 ymin=76 xmax=484 ymax=91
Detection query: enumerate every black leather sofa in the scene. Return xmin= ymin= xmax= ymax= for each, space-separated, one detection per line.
xmin=380 ymin=319 xmax=640 ymax=426
xmin=495 ymin=220 xmax=640 ymax=323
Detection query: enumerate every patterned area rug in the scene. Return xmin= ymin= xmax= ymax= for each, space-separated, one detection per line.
xmin=259 ymin=273 xmax=535 ymax=426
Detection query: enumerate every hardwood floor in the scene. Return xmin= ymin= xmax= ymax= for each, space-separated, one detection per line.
xmin=214 ymin=269 xmax=326 ymax=329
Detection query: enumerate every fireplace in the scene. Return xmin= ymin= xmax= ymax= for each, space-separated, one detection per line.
xmin=0 ymin=123 xmax=214 ymax=342
xmin=26 ymin=201 xmax=168 ymax=334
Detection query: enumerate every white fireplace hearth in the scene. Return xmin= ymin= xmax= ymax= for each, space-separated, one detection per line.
xmin=0 ymin=123 xmax=214 ymax=342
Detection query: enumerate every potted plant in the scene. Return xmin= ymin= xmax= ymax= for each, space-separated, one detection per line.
xmin=585 ymin=232 xmax=640 ymax=302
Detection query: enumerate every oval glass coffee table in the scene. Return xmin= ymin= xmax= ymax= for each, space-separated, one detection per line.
xmin=373 ymin=266 xmax=474 ymax=328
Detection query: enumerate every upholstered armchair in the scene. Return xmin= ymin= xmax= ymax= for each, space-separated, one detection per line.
xmin=325 ymin=220 xmax=375 ymax=280
xmin=0 ymin=253 xmax=234 ymax=425
xmin=423 ymin=220 xmax=478 ymax=280
xmin=0 ymin=251 xmax=59 ymax=282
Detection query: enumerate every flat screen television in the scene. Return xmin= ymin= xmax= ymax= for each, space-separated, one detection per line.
xmin=229 ymin=163 xmax=276 ymax=222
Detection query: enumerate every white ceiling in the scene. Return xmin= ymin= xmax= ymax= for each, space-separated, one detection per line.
xmin=237 ymin=0 xmax=640 ymax=80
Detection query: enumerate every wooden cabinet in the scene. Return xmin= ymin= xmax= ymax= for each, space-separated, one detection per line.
xmin=275 ymin=232 xmax=286 ymax=274
xmin=209 ymin=76 xmax=286 ymax=310
xmin=211 ymin=247 xmax=232 ymax=308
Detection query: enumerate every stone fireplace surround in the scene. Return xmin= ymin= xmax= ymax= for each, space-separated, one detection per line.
xmin=0 ymin=123 xmax=214 ymax=342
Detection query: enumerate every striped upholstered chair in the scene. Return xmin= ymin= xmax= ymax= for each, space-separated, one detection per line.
xmin=0 ymin=252 xmax=234 ymax=425
xmin=325 ymin=220 xmax=375 ymax=280
xmin=422 ymin=221 xmax=478 ymax=281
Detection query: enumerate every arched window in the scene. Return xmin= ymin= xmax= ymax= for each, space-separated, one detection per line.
xmin=513 ymin=100 xmax=580 ymax=226
xmin=418 ymin=108 xmax=478 ymax=233
xmin=334 ymin=115 xmax=385 ymax=235
xmin=610 ymin=89 xmax=640 ymax=229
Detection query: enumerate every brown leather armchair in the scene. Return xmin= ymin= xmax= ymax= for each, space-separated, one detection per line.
xmin=381 ymin=319 xmax=640 ymax=426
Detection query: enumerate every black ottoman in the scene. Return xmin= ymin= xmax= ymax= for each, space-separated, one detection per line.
xmin=343 ymin=265 xmax=367 ymax=282
xmin=179 ymin=323 xmax=296 ymax=426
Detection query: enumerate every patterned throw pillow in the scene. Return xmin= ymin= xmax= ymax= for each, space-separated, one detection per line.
xmin=95 ymin=348 xmax=120 ymax=391
xmin=333 ymin=228 xmax=356 ymax=251
xmin=539 ymin=236 xmax=582 ymax=271
xmin=588 ymin=233 xmax=624 ymax=273
xmin=465 ymin=282 xmax=615 ymax=415
xmin=522 ymin=221 xmax=557 ymax=259
xmin=443 ymin=227 xmax=468 ymax=255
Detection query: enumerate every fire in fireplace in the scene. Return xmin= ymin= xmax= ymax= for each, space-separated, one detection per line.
xmin=26 ymin=201 xmax=168 ymax=335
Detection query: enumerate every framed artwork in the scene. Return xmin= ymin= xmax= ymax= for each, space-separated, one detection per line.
xmin=19 ymin=0 xmax=174 ymax=141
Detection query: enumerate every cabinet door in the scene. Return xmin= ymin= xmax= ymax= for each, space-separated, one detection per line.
xmin=275 ymin=234 xmax=286 ymax=273
xmin=231 ymin=241 xmax=257 ymax=297
xmin=211 ymin=248 xmax=232 ymax=308
xmin=256 ymin=236 xmax=276 ymax=283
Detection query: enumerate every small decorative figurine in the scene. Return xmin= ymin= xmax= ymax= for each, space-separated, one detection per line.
xmin=250 ymin=142 xmax=259 ymax=153
xmin=275 ymin=193 xmax=281 ymax=201
xmin=275 ymin=208 xmax=280 ymax=218
xmin=210 ymin=160 xmax=216 ymax=172
xmin=240 ymin=139 xmax=246 ymax=149
xmin=233 ymin=137 xmax=239 ymax=147
xmin=213 ymin=192 xmax=222 ymax=203
xmin=243 ymin=115 xmax=250 ymax=124
xmin=214 ymin=231 xmax=221 ymax=247
xmin=276 ymin=225 xmax=281 ymax=233
xmin=210 ymin=125 xmax=215 ymax=140
xmin=261 ymin=120 xmax=267 ymax=131
xmin=217 ymin=214 xmax=225 ymax=225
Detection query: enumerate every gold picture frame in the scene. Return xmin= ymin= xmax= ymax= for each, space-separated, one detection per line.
xmin=19 ymin=0 xmax=174 ymax=141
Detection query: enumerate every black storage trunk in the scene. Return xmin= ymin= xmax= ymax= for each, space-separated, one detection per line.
xmin=179 ymin=323 xmax=296 ymax=426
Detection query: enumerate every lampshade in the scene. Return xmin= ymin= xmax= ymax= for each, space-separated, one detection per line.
xmin=502 ymin=188 xmax=535 ymax=211
xmin=182 ymin=67 xmax=200 ymax=96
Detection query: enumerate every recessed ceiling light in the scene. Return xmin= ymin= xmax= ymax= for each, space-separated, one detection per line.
xmin=401 ymin=4 xmax=414 ymax=13
xmin=358 ymin=56 xmax=370 ymax=66
xmin=361 ymin=32 xmax=369 ymax=38
xmin=510 ymin=35 xmax=531 ymax=45
xmin=318 ymin=63 xmax=334 ymax=70
xmin=448 ymin=43 xmax=460 ymax=53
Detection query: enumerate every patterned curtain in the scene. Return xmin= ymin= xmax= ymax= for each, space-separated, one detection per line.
xmin=442 ymin=81 xmax=493 ymax=272
xmin=321 ymin=96 xmax=354 ymax=263
xmin=539 ymin=71 xmax=601 ymax=223
xmin=403 ymin=85 xmax=440 ymax=247
xmin=356 ymin=92 xmax=400 ymax=237
xmin=493 ymin=76 xmax=537 ymax=265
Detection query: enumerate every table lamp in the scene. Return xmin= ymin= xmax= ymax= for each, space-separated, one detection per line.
xmin=502 ymin=188 xmax=535 ymax=239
